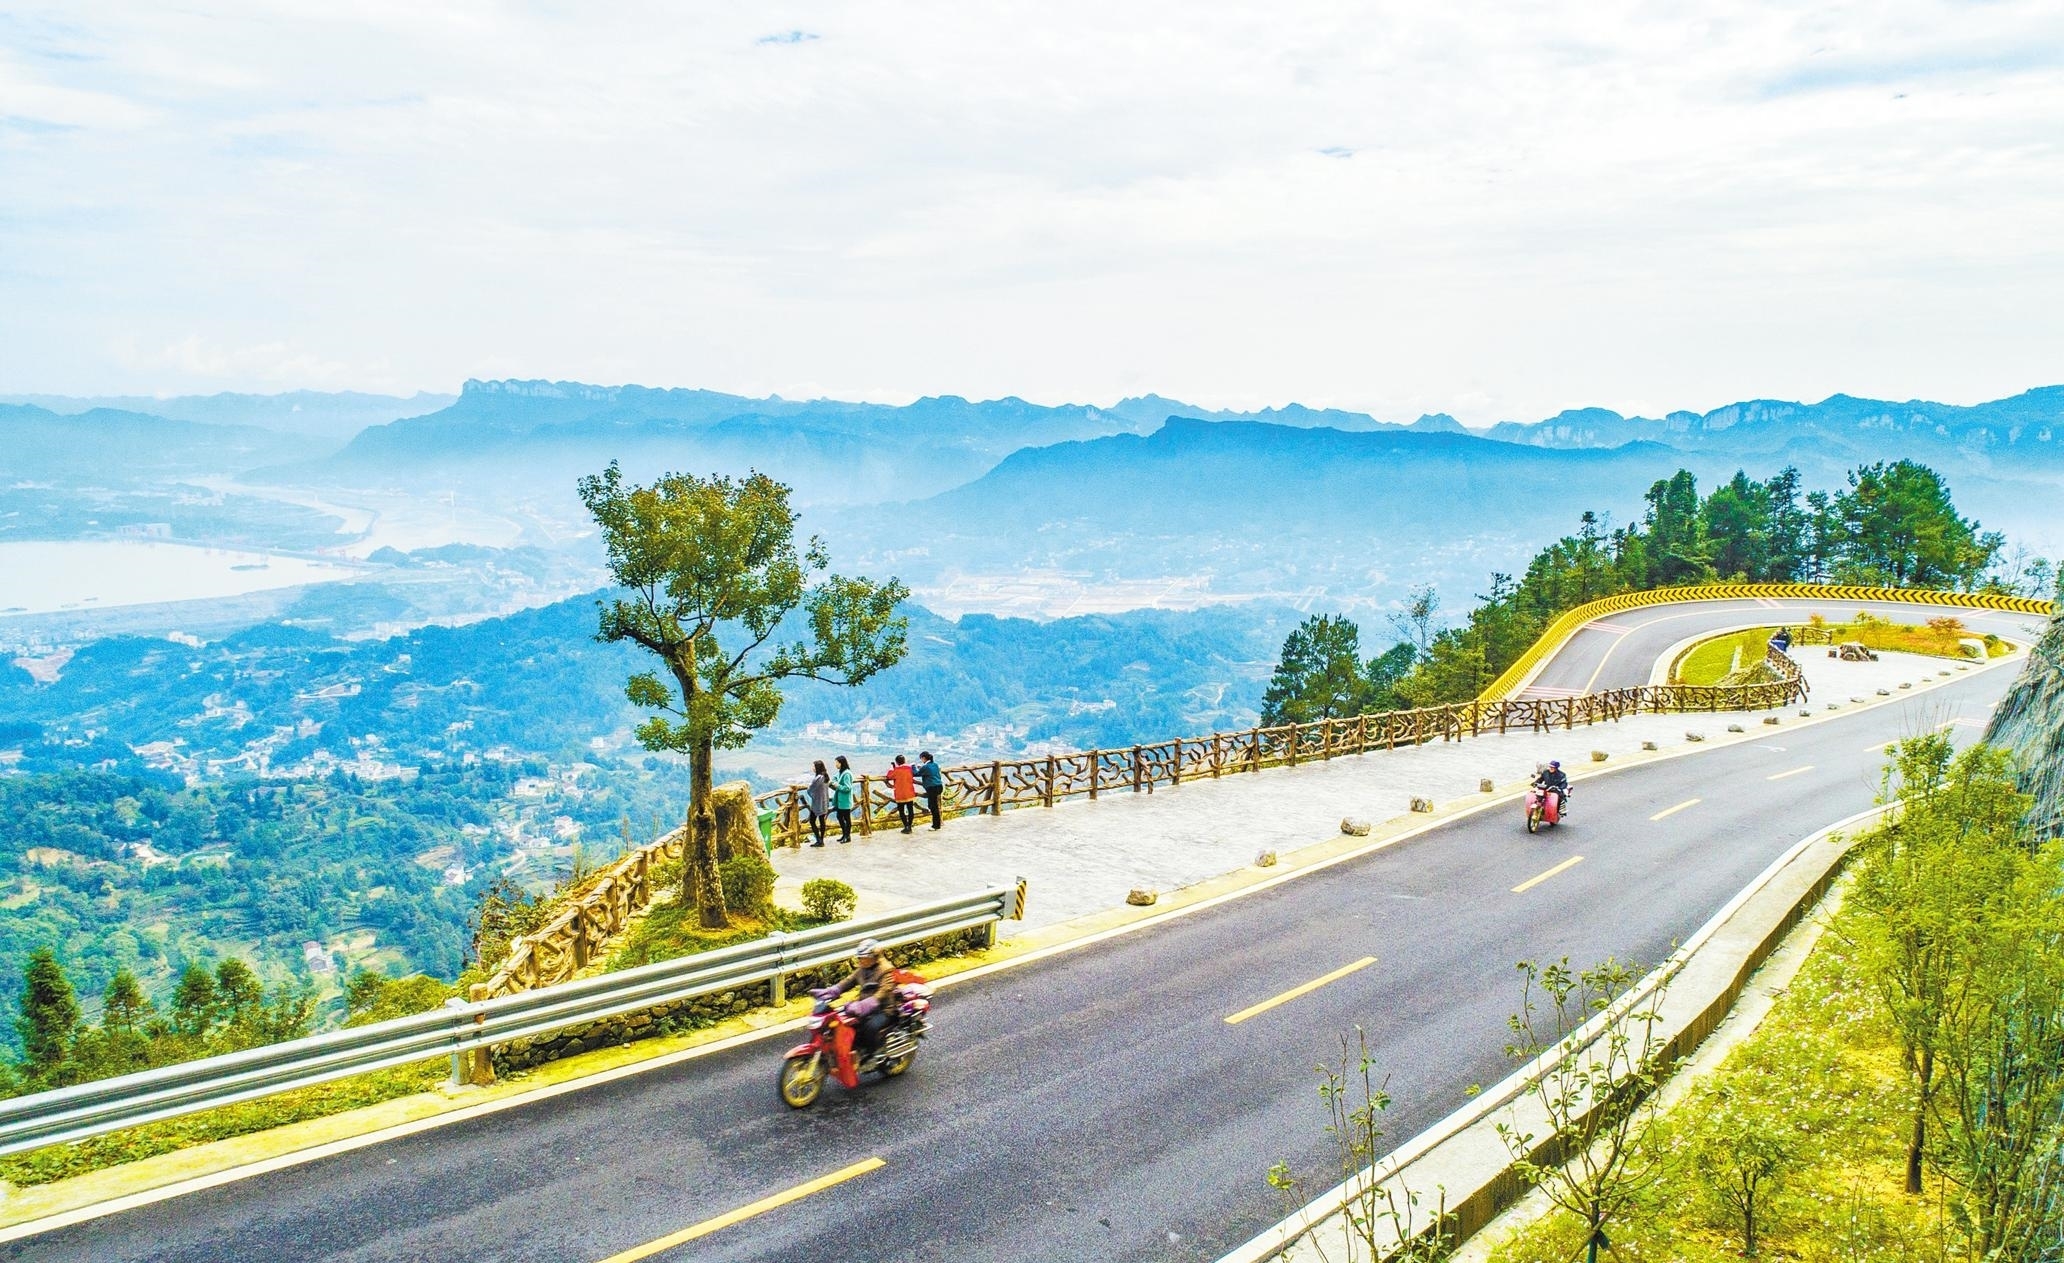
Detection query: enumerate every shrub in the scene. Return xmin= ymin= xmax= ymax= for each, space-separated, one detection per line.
xmin=801 ymin=878 xmax=858 ymax=923
xmin=718 ymin=856 xmax=775 ymax=917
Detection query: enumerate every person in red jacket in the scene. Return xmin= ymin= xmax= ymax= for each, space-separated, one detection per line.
xmin=884 ymin=755 xmax=918 ymax=834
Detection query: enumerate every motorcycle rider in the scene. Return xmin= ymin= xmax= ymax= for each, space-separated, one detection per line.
xmin=1533 ymin=760 xmax=1571 ymax=811
xmin=823 ymin=938 xmax=900 ymax=1061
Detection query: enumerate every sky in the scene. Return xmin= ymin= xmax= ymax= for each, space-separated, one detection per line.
xmin=2 ymin=2 xmax=2060 ymax=424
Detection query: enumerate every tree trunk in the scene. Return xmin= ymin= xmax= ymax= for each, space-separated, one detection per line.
xmin=1902 ymin=1044 xmax=1935 ymax=1195
xmin=687 ymin=738 xmax=729 ymax=929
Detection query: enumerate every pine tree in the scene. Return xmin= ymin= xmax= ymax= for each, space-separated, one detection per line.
xmin=15 ymin=947 xmax=80 ymax=1084
xmin=1260 ymin=615 xmax=1371 ymax=726
xmin=100 ymin=969 xmax=153 ymax=1033
xmin=170 ymin=962 xmax=218 ymax=1039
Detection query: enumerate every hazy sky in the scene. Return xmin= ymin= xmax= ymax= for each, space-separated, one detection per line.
xmin=2 ymin=2 xmax=2059 ymax=423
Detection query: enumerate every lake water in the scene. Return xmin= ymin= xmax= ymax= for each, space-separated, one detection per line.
xmin=0 ymin=540 xmax=361 ymax=616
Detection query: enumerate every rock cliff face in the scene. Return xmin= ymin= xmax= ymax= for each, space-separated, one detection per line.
xmin=1982 ymin=612 xmax=2064 ymax=839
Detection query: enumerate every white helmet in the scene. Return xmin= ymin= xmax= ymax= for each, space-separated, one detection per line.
xmin=856 ymin=938 xmax=882 ymax=959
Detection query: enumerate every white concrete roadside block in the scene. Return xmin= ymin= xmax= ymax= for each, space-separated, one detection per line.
xmin=1899 ymin=682 xmax=1913 ymax=690
xmin=1642 ymin=740 xmax=1659 ymax=751
xmin=1727 ymin=723 xmax=1745 ymax=733
xmin=1409 ymin=797 xmax=1434 ymax=813
xmin=1340 ymin=817 xmax=1372 ymax=836
xmin=1851 ymin=695 xmax=1866 ymax=702
xmin=1590 ymin=750 xmax=1608 ymax=762
xmin=1877 ymin=688 xmax=1892 ymax=696
xmin=1126 ymin=888 xmax=1158 ymax=906
xmin=1479 ymin=778 xmax=1495 ymax=793
xmin=1763 ymin=715 xmax=1782 ymax=725
xmin=1686 ymin=732 xmax=1706 ymax=742
xmin=1827 ymin=703 xmax=1841 ymax=710
xmin=1255 ymin=850 xmax=1278 ymax=868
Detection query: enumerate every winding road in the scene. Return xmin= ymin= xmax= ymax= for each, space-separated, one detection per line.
xmin=1518 ymin=596 xmax=2033 ymax=697
xmin=7 ymin=599 xmax=2046 ymax=1263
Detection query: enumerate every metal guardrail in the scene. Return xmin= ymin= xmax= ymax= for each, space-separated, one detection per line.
xmin=0 ymin=882 xmax=1025 ymax=1158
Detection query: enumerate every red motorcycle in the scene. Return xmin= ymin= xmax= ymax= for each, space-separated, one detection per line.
xmin=778 ymin=971 xmax=933 ymax=1108
xmin=1524 ymin=784 xmax=1566 ymax=833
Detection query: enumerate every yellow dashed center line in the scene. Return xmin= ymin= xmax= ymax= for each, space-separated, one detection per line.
xmin=1512 ymin=855 xmax=1585 ymax=894
xmin=1650 ymin=798 xmax=1701 ymax=821
xmin=1225 ymin=956 xmax=1378 ymax=1025
xmin=1766 ymin=765 xmax=1815 ymax=781
xmin=595 ymin=1158 xmax=886 ymax=1262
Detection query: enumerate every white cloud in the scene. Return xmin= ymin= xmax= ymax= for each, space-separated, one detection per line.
xmin=0 ymin=1 xmax=2060 ymax=421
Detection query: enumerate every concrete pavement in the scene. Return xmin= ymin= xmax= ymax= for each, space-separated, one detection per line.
xmin=770 ymin=645 xmax=2009 ymax=931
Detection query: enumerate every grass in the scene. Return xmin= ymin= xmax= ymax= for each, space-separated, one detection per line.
xmin=1485 ymin=902 xmax=1956 ymax=1262
xmin=1808 ymin=614 xmax=2010 ymax=660
xmin=1674 ymin=629 xmax=1782 ymax=686
xmin=602 ymin=902 xmax=821 ymax=971
xmin=0 ymin=1059 xmax=448 ymax=1188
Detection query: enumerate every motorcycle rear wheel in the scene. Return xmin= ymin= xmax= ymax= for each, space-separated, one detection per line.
xmin=779 ymin=1053 xmax=824 ymax=1108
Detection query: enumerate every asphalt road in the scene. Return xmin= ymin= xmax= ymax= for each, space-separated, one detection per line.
xmin=10 ymin=650 xmax=2030 ymax=1263
xmin=1519 ymin=596 xmax=2036 ymax=696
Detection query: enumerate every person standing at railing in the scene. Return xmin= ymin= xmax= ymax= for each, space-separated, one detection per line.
xmin=833 ymin=755 xmax=856 ymax=843
xmin=806 ymin=760 xmax=832 ymax=847
xmin=886 ymin=754 xmax=919 ymax=834
xmin=917 ymin=751 xmax=945 ymax=831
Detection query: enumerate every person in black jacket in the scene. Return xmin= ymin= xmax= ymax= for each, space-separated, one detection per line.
xmin=917 ymin=751 xmax=946 ymax=831
xmin=1533 ymin=760 xmax=1571 ymax=810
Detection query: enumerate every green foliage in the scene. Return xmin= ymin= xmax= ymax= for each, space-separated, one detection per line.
xmin=14 ymin=947 xmax=79 ymax=1086
xmin=0 ymin=1057 xmax=447 ymax=1188
xmin=5 ymin=953 xmax=315 ymax=1097
xmin=1848 ymin=741 xmax=2064 ymax=1251
xmin=718 ymin=856 xmax=775 ymax=919
xmin=1835 ymin=460 xmax=2003 ymax=589
xmin=1259 ymin=616 xmax=1420 ymax=727
xmin=343 ymin=970 xmax=456 ymax=1027
xmin=579 ymin=461 xmax=908 ymax=929
xmin=1398 ymin=461 xmax=1999 ymax=707
xmin=1260 ymin=615 xmax=1373 ymax=726
xmin=800 ymin=877 xmax=857 ymax=923
xmin=467 ymin=876 xmax=552 ymax=974
xmin=0 ymin=764 xmax=521 ymax=1029
xmin=1268 ymin=1028 xmax=1452 ymax=1262
xmin=1687 ymin=1080 xmax=1801 ymax=1256
xmin=1497 ymin=956 xmax=1676 ymax=1261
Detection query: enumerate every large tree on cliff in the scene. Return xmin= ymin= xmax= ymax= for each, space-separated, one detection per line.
xmin=579 ymin=463 xmax=908 ymax=929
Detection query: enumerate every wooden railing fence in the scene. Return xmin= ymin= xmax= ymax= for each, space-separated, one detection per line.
xmin=481 ymin=651 xmax=1807 ymax=997
xmin=747 ymin=649 xmax=1809 ymax=847
xmin=480 ymin=830 xmax=686 ymax=998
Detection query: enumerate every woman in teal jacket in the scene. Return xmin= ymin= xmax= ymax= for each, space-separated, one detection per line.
xmin=832 ymin=755 xmax=856 ymax=843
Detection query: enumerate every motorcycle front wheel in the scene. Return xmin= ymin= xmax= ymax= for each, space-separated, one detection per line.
xmin=1525 ymin=806 xmax=1542 ymax=834
xmin=778 ymin=1053 xmax=825 ymax=1108
xmin=880 ymin=1045 xmax=918 ymax=1077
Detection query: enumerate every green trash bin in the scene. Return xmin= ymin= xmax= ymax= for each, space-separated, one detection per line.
xmin=756 ymin=807 xmax=778 ymax=852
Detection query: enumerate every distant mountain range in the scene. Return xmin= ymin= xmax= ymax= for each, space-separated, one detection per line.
xmin=17 ymin=378 xmax=2064 ymax=489
xmin=0 ymin=390 xmax=455 ymax=442
xmin=10 ymin=380 xmax=2062 ymax=583
xmin=1477 ymin=387 xmax=2064 ymax=471
xmin=0 ymin=404 xmax=309 ymax=480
